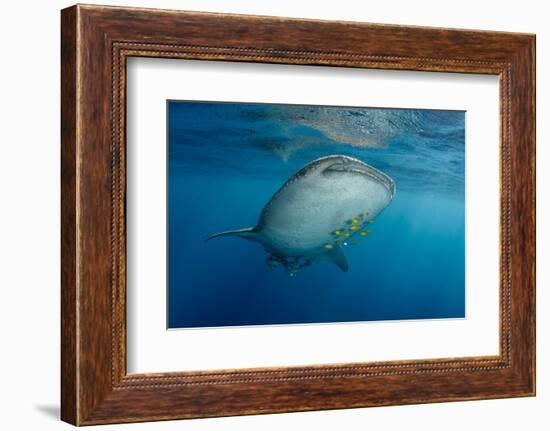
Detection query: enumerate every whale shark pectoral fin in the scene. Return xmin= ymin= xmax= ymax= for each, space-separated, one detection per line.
xmin=205 ymin=227 xmax=258 ymax=242
xmin=326 ymin=245 xmax=349 ymax=272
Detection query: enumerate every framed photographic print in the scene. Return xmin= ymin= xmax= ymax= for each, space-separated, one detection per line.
xmin=61 ymin=4 xmax=536 ymax=425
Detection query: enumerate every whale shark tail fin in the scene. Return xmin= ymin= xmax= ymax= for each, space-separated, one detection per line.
xmin=326 ymin=245 xmax=349 ymax=272
xmin=205 ymin=227 xmax=258 ymax=242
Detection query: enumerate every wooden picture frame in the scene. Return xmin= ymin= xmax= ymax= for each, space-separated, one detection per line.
xmin=61 ymin=4 xmax=535 ymax=425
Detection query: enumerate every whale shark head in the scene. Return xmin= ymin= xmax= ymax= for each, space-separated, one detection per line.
xmin=206 ymin=155 xmax=396 ymax=275
xmin=288 ymin=155 xmax=395 ymax=200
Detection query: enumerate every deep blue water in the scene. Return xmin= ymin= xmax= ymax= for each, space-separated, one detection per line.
xmin=168 ymin=101 xmax=465 ymax=329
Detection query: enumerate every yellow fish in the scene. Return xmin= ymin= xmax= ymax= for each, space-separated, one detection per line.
xmin=334 ymin=230 xmax=341 ymax=235
xmin=324 ymin=243 xmax=333 ymax=249
xmin=349 ymin=225 xmax=361 ymax=231
xmin=351 ymin=217 xmax=361 ymax=224
xmin=343 ymin=232 xmax=350 ymax=237
xmin=359 ymin=230 xmax=370 ymax=236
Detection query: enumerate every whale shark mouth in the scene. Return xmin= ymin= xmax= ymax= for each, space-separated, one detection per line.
xmin=322 ymin=157 xmax=396 ymax=198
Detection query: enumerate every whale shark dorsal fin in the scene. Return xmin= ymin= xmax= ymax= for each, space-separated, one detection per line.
xmin=205 ymin=227 xmax=257 ymax=242
xmin=326 ymin=245 xmax=349 ymax=272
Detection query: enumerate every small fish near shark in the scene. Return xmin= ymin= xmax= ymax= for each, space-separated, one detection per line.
xmin=206 ymin=155 xmax=396 ymax=275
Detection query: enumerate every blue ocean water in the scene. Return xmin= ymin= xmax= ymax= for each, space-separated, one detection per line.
xmin=168 ymin=101 xmax=465 ymax=329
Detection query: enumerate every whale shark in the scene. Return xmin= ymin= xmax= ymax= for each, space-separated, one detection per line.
xmin=206 ymin=155 xmax=395 ymax=275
